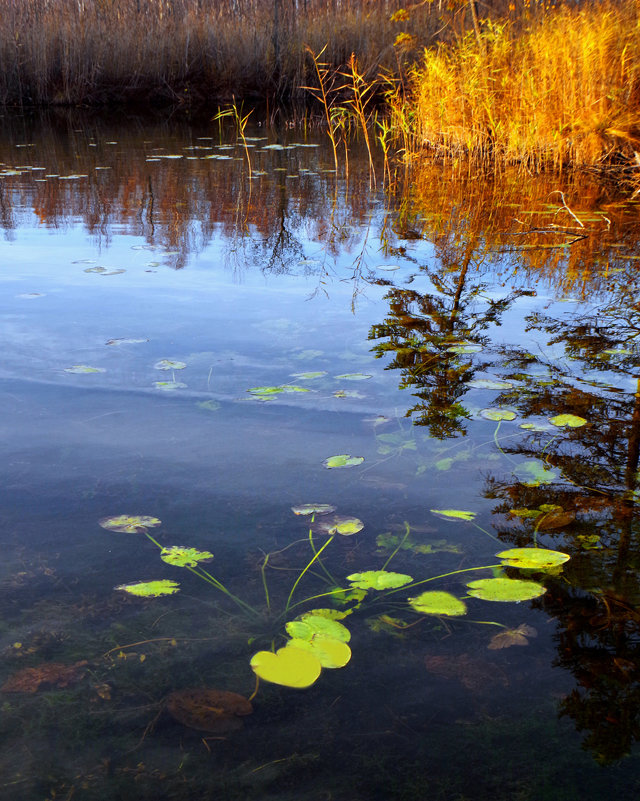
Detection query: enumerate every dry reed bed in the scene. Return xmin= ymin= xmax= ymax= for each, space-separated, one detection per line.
xmin=0 ymin=0 xmax=436 ymax=107
xmin=398 ymin=0 xmax=640 ymax=171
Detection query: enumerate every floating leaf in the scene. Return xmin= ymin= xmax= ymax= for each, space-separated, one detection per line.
xmin=64 ymin=365 xmax=106 ymax=374
xmin=300 ymin=608 xmax=349 ymax=621
xmin=496 ymin=548 xmax=570 ymax=570
xmin=447 ymin=344 xmax=482 ymax=354
xmin=326 ymin=516 xmax=364 ymax=536
xmin=106 ymin=337 xmax=149 ymax=345
xmin=536 ymin=508 xmax=576 ymax=530
xmin=153 ymin=381 xmax=187 ymax=391
xmin=84 ymin=266 xmax=125 ymax=275
xmin=287 ymin=636 xmax=351 ymax=669
xmin=99 ymin=515 xmax=161 ymax=533
xmin=466 ymin=577 xmax=546 ymax=602
xmin=520 ymin=421 xmax=553 ymax=432
xmin=290 ymin=371 xmax=327 ymax=379
xmin=480 ymin=408 xmax=516 ymax=421
xmin=166 ymin=688 xmax=252 ymax=732
xmin=333 ymin=389 xmax=365 ymax=399
xmin=291 ymin=503 xmax=337 ymax=516
xmin=430 ymin=509 xmax=476 ymax=521
xmin=323 ymin=454 xmax=364 ymax=469
xmin=286 ymin=615 xmax=351 ymax=643
xmin=549 ymin=414 xmax=587 ymax=428
xmin=250 ymin=645 xmax=322 ymax=688
xmin=115 ymin=579 xmax=180 ymax=597
xmin=375 ymin=264 xmax=401 ymax=271
xmin=466 ymin=379 xmax=514 ymax=390
xmin=334 ymin=373 xmax=372 ymax=381
xmin=154 ymin=359 xmax=186 ymax=371
xmin=488 ymin=624 xmax=537 ymax=650
xmin=347 ymin=570 xmax=413 ymax=590
xmin=408 ymin=591 xmax=467 ymax=616
xmin=160 ymin=546 xmax=214 ymax=567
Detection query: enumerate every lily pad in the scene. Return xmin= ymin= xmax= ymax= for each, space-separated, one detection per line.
xmin=286 ymin=615 xmax=351 ymax=643
xmin=291 ymin=503 xmax=337 ymax=516
xmin=99 ymin=515 xmax=161 ymax=533
xmin=250 ymin=645 xmax=322 ymax=688
xmin=159 ymin=546 xmax=214 ymax=567
xmin=290 ymin=371 xmax=327 ymax=379
xmin=447 ymin=344 xmax=482 ymax=354
xmin=153 ymin=381 xmax=187 ymax=391
xmin=64 ymin=365 xmax=106 ymax=374
xmin=333 ymin=373 xmax=372 ymax=380
xmin=496 ymin=547 xmax=570 ymax=570
xmin=154 ymin=359 xmax=186 ymax=370
xmin=333 ymin=390 xmax=365 ymax=399
xmin=466 ymin=577 xmax=546 ymax=602
xmin=408 ymin=591 xmax=467 ymax=616
xmin=430 ymin=509 xmax=476 ymax=521
xmin=106 ymin=338 xmax=149 ymax=345
xmin=480 ymin=408 xmax=516 ymax=421
xmin=115 ymin=579 xmax=180 ymax=597
xmin=287 ymin=636 xmax=351 ymax=668
xmin=347 ymin=570 xmax=413 ymax=590
xmin=513 ymin=460 xmax=557 ymax=486
xmin=326 ymin=516 xmax=364 ymax=536
xmin=549 ymin=414 xmax=587 ymax=428
xmin=466 ymin=379 xmax=514 ymax=390
xmin=166 ymin=688 xmax=252 ymax=732
xmin=323 ymin=454 xmax=364 ymax=469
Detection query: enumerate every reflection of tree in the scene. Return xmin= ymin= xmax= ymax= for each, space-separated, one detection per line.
xmin=368 ymin=234 xmax=524 ymax=437
xmin=482 ymin=281 xmax=640 ymax=762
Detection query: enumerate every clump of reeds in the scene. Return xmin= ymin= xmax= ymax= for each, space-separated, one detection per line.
xmin=395 ymin=0 xmax=640 ymax=171
xmin=0 ymin=0 xmax=438 ymax=108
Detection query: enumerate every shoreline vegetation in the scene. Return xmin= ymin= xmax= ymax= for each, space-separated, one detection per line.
xmin=0 ymin=0 xmax=638 ymax=177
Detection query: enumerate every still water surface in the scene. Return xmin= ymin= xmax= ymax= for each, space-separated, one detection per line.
xmin=1 ymin=110 xmax=640 ymax=800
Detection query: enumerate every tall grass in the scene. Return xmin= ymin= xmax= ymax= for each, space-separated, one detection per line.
xmin=0 ymin=0 xmax=437 ymax=108
xmin=397 ymin=0 xmax=640 ymax=170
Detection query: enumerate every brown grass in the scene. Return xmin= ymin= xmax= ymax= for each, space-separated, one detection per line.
xmin=395 ymin=0 xmax=640 ymax=170
xmin=0 ymin=0 xmax=438 ymax=108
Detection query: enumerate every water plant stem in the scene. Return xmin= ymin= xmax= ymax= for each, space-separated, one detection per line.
xmin=284 ymin=535 xmax=335 ymax=612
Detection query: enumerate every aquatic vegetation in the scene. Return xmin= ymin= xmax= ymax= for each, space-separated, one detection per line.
xmin=115 ymin=579 xmax=181 ymax=597
xmin=322 ymin=454 xmax=365 ymax=468
xmin=488 ymin=623 xmax=537 ymax=650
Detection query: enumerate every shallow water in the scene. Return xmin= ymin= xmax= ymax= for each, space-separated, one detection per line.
xmin=1 ymin=109 xmax=640 ymax=800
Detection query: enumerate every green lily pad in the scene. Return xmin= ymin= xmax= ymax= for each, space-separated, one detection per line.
xmin=250 ymin=645 xmax=322 ymax=688
xmin=480 ymin=408 xmax=516 ymax=421
xmin=64 ymin=365 xmax=106 ymax=374
xmin=496 ymin=548 xmax=570 ymax=570
xmin=323 ymin=454 xmax=364 ymax=469
xmin=549 ymin=414 xmax=587 ymax=428
xmin=154 ymin=360 xmax=186 ymax=370
xmin=247 ymin=386 xmax=285 ymax=395
xmin=326 ymin=516 xmax=364 ymax=536
xmin=115 ymin=579 xmax=180 ymax=597
xmin=333 ymin=373 xmax=372 ymax=380
xmin=466 ymin=379 xmax=514 ymax=390
xmin=286 ymin=615 xmax=351 ymax=643
xmin=99 ymin=515 xmax=162 ymax=533
xmin=301 ymin=608 xmax=349 ymax=620
xmin=159 ymin=546 xmax=214 ymax=567
xmin=291 ymin=503 xmax=337 ymax=516
xmin=290 ymin=371 xmax=327 ymax=379
xmin=346 ymin=570 xmax=413 ymax=590
xmin=287 ymin=636 xmax=352 ymax=668
xmin=408 ymin=591 xmax=467 ymax=616
xmin=430 ymin=509 xmax=476 ymax=521
xmin=466 ymin=577 xmax=547 ymax=602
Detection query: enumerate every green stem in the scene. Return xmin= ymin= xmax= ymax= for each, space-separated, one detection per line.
xmin=381 ymin=520 xmax=411 ymax=570
xmin=382 ymin=563 xmax=502 ymax=598
xmin=471 ymin=522 xmax=500 ymax=542
xmin=285 ymin=536 xmax=335 ymax=612
xmin=260 ymin=553 xmax=271 ymax=613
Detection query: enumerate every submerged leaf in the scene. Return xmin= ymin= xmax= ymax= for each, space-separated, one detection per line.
xmin=153 ymin=381 xmax=187 ymax=391
xmin=250 ymin=645 xmax=322 ymax=688
xmin=154 ymin=359 xmax=186 ymax=370
xmin=160 ymin=546 xmax=214 ymax=567
xmin=64 ymin=365 xmax=106 ymax=374
xmin=513 ymin=460 xmax=557 ymax=486
xmin=466 ymin=379 xmax=514 ymax=390
xmin=1 ymin=661 xmax=88 ymax=693
xmin=290 ymin=371 xmax=327 ymax=379
xmin=115 ymin=579 xmax=180 ymax=597
xmin=488 ymin=624 xmax=537 ymax=650
xmin=326 ymin=516 xmax=364 ymax=536
xmin=333 ymin=373 xmax=372 ymax=380
xmin=496 ymin=547 xmax=570 ymax=570
xmin=347 ymin=570 xmax=413 ymax=590
xmin=323 ymin=454 xmax=364 ymax=469
xmin=99 ymin=515 xmax=161 ymax=533
xmin=166 ymin=688 xmax=252 ymax=732
xmin=408 ymin=591 xmax=467 ymax=616
xmin=466 ymin=577 xmax=546 ymax=602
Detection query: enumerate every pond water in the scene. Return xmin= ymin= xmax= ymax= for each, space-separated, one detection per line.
xmin=1 ymin=109 xmax=640 ymax=801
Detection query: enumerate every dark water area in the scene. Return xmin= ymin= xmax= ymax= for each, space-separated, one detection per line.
xmin=1 ymin=108 xmax=640 ymax=800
